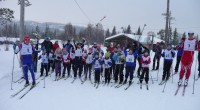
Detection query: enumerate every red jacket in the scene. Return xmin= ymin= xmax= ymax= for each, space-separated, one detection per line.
xmin=53 ymin=43 xmax=60 ymax=52
xmin=108 ymin=47 xmax=114 ymax=53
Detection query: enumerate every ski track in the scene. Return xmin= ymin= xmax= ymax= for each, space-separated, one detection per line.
xmin=0 ymin=45 xmax=200 ymax=110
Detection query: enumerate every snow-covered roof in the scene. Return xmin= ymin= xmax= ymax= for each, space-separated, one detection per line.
xmin=105 ymin=33 xmax=164 ymax=44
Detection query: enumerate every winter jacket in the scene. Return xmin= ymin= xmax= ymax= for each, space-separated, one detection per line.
xmin=53 ymin=43 xmax=60 ymax=52
xmin=141 ymin=55 xmax=151 ymax=68
xmin=92 ymin=58 xmax=103 ymax=70
xmin=41 ymin=40 xmax=53 ymax=53
xmin=177 ymin=43 xmax=183 ymax=57
xmin=63 ymin=43 xmax=73 ymax=53
xmin=161 ymin=49 xmax=175 ymax=62
xmin=15 ymin=43 xmax=38 ymax=64
xmin=103 ymin=58 xmax=112 ymax=68
xmin=39 ymin=53 xmax=49 ymax=64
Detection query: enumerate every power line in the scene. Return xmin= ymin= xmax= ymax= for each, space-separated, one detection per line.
xmin=73 ymin=0 xmax=93 ymax=23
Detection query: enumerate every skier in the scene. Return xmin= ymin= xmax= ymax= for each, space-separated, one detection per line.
xmin=160 ymin=44 xmax=175 ymax=84
xmin=38 ymin=50 xmax=49 ymax=77
xmin=54 ymin=48 xmax=62 ymax=80
xmin=41 ymin=37 xmax=53 ymax=54
xmin=62 ymin=48 xmax=71 ymax=78
xmin=152 ymin=42 xmax=162 ymax=70
xmin=124 ymin=49 xmax=136 ymax=85
xmin=139 ymin=50 xmax=151 ymax=87
xmin=63 ymin=40 xmax=73 ymax=53
xmin=53 ymin=41 xmax=60 ymax=53
xmin=113 ymin=48 xmax=125 ymax=84
xmin=197 ymin=40 xmax=200 ymax=78
xmin=92 ymin=42 xmax=97 ymax=54
xmin=108 ymin=42 xmax=114 ymax=53
xmin=92 ymin=52 xmax=103 ymax=84
xmin=178 ymin=32 xmax=196 ymax=86
xmin=174 ymin=38 xmax=185 ymax=74
xmin=137 ymin=44 xmax=143 ymax=78
xmin=85 ymin=48 xmax=93 ymax=80
xmin=82 ymin=50 xmax=87 ymax=78
xmin=103 ymin=52 xmax=112 ymax=84
xmin=48 ymin=49 xmax=55 ymax=73
xmin=13 ymin=35 xmax=39 ymax=86
xmin=110 ymin=48 xmax=117 ymax=79
xmin=70 ymin=47 xmax=76 ymax=76
xmin=73 ymin=39 xmax=85 ymax=79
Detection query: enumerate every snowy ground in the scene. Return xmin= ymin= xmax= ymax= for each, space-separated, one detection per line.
xmin=0 ymin=44 xmax=199 ymax=110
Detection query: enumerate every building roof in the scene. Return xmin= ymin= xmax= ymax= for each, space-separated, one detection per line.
xmin=105 ymin=33 xmax=164 ymax=44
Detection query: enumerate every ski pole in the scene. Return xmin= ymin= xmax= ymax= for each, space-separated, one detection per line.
xmin=171 ymin=60 xmax=174 ymax=83
xmin=11 ymin=53 xmax=15 ymax=90
xmin=156 ymin=68 xmax=159 ymax=81
xmin=162 ymin=79 xmax=168 ymax=93
xmin=192 ymin=51 xmax=198 ymax=94
xmin=43 ymin=66 xmax=46 ymax=88
xmin=149 ymin=71 xmax=154 ymax=84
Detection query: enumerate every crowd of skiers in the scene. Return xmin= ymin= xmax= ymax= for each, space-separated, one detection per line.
xmin=13 ymin=31 xmax=200 ymax=88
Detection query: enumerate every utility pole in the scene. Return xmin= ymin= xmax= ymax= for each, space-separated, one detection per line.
xmin=164 ymin=0 xmax=170 ymax=46
xmin=19 ymin=0 xmax=25 ymax=41
xmin=19 ymin=0 xmax=31 ymax=41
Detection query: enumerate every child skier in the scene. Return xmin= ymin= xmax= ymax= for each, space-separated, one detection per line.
xmin=160 ymin=44 xmax=175 ymax=85
xmin=124 ymin=49 xmax=136 ymax=85
xmin=62 ymin=48 xmax=71 ymax=78
xmin=92 ymin=52 xmax=103 ymax=85
xmin=54 ymin=48 xmax=62 ymax=80
xmin=85 ymin=48 xmax=93 ymax=80
xmin=103 ymin=52 xmax=112 ymax=84
xmin=82 ymin=50 xmax=87 ymax=79
xmin=113 ymin=49 xmax=125 ymax=84
xmin=38 ymin=50 xmax=49 ymax=77
xmin=139 ymin=50 xmax=151 ymax=89
xmin=48 ymin=49 xmax=55 ymax=73
xmin=73 ymin=40 xmax=85 ymax=79
xmin=70 ymin=47 xmax=75 ymax=75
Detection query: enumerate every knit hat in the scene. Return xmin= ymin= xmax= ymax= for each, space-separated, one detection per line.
xmin=105 ymin=52 xmax=110 ymax=58
xmin=24 ymin=35 xmax=30 ymax=42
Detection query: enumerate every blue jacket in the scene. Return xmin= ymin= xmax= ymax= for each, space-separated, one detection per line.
xmin=63 ymin=43 xmax=73 ymax=53
xmin=177 ymin=43 xmax=183 ymax=57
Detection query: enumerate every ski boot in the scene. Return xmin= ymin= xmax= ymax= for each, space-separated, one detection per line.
xmin=24 ymin=81 xmax=29 ymax=87
xmin=129 ymin=80 xmax=132 ymax=85
xmin=32 ymin=81 xmax=36 ymax=86
xmin=123 ymin=79 xmax=127 ymax=84
xmin=184 ymin=79 xmax=188 ymax=86
xmin=178 ymin=79 xmax=182 ymax=86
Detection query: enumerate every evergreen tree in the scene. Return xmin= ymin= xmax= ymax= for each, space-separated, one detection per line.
xmin=105 ymin=29 xmax=111 ymax=38
xmin=182 ymin=32 xmax=186 ymax=38
xmin=44 ymin=24 xmax=50 ymax=38
xmin=173 ymin=28 xmax=178 ymax=45
xmin=126 ymin=25 xmax=132 ymax=34
xmin=35 ymin=25 xmax=40 ymax=34
xmin=111 ymin=26 xmax=116 ymax=36
xmin=136 ymin=26 xmax=141 ymax=35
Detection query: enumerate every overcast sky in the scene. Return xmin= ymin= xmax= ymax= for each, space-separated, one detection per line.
xmin=1 ymin=0 xmax=200 ymax=36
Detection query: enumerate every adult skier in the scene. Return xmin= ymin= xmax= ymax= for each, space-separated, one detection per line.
xmin=178 ymin=32 xmax=197 ymax=86
xmin=13 ymin=35 xmax=39 ymax=86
